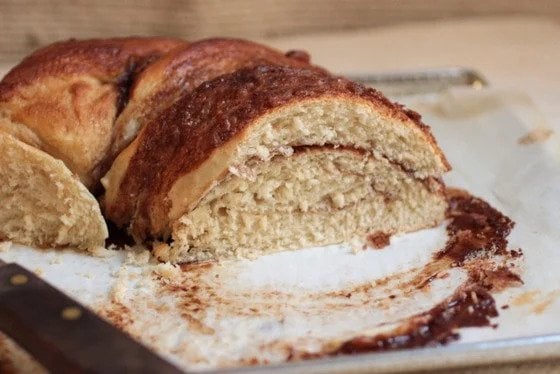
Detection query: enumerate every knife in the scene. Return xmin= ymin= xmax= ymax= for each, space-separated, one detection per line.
xmin=347 ymin=67 xmax=488 ymax=96
xmin=0 ymin=260 xmax=183 ymax=373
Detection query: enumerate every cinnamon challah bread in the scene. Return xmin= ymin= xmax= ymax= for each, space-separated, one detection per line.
xmin=0 ymin=37 xmax=450 ymax=260
xmin=103 ymin=65 xmax=450 ymax=262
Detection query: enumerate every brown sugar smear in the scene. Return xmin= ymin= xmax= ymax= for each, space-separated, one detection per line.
xmin=294 ymin=188 xmax=523 ymax=359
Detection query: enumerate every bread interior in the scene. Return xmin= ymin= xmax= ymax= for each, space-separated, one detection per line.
xmin=0 ymin=133 xmax=107 ymax=248
xmin=171 ymin=147 xmax=445 ymax=262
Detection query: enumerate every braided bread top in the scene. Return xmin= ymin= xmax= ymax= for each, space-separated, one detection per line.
xmin=0 ymin=37 xmax=186 ymax=188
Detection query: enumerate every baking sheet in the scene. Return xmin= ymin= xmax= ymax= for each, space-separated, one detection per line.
xmin=1 ymin=88 xmax=559 ymax=372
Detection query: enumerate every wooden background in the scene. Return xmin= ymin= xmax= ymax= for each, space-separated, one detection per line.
xmin=1 ymin=0 xmax=559 ymax=63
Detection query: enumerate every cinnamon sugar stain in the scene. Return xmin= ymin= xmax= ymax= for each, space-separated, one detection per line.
xmin=366 ymin=231 xmax=391 ymax=249
xmin=511 ymin=290 xmax=540 ymax=307
xmin=96 ymin=187 xmax=524 ymax=368
xmin=510 ymin=290 xmax=560 ymax=314
xmin=518 ymin=128 xmax=553 ymax=145
xmin=287 ymin=188 xmax=522 ymax=358
xmin=96 ymin=301 xmax=134 ymax=331
xmin=532 ymin=290 xmax=560 ymax=314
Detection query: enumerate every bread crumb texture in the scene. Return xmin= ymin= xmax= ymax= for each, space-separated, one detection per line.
xmin=171 ymin=147 xmax=445 ymax=262
xmin=124 ymin=245 xmax=151 ymax=265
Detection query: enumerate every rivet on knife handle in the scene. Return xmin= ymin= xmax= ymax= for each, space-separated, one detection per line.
xmin=0 ymin=263 xmax=184 ymax=374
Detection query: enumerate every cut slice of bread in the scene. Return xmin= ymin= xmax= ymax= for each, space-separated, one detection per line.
xmin=102 ymin=65 xmax=450 ymax=262
xmin=0 ymin=133 xmax=107 ymax=248
xmin=172 ymin=147 xmax=445 ymax=262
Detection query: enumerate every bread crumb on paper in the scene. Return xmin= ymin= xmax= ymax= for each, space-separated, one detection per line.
xmin=152 ymin=242 xmax=171 ymax=262
xmin=109 ymin=264 xmax=132 ymax=303
xmin=124 ymin=246 xmax=151 ymax=265
xmin=349 ymin=237 xmax=364 ymax=254
xmin=154 ymin=263 xmax=182 ymax=281
xmin=111 ymin=264 xmax=129 ymax=279
xmin=88 ymin=246 xmax=117 ymax=258
xmin=111 ymin=277 xmax=128 ymax=303
xmin=0 ymin=241 xmax=12 ymax=252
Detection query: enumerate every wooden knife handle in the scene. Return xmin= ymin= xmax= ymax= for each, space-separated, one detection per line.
xmin=0 ymin=263 xmax=183 ymax=373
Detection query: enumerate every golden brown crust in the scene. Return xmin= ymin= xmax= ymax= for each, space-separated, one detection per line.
xmin=395 ymin=104 xmax=451 ymax=171
xmin=0 ymin=37 xmax=185 ymax=100
xmin=0 ymin=37 xmax=186 ymax=188
xmin=106 ymin=65 xmax=449 ymax=239
xmin=107 ymin=38 xmax=322 ymax=171
xmin=130 ymin=38 xmax=319 ymax=104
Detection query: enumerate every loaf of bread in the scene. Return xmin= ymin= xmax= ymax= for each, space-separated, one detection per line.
xmin=0 ymin=37 xmax=450 ymax=260
xmin=102 ymin=64 xmax=449 ymax=262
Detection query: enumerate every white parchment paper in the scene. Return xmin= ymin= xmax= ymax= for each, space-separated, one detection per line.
xmin=0 ymin=88 xmax=558 ymax=372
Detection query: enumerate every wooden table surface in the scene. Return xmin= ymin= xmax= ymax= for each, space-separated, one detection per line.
xmin=1 ymin=0 xmax=560 ymax=64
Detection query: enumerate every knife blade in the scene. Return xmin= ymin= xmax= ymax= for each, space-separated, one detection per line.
xmin=347 ymin=67 xmax=488 ymax=96
xmin=0 ymin=260 xmax=183 ymax=373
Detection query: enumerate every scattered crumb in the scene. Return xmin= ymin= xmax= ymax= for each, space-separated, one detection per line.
xmin=111 ymin=264 xmax=129 ymax=279
xmin=111 ymin=277 xmax=128 ymax=303
xmin=125 ymin=246 xmax=151 ymax=265
xmin=87 ymin=246 xmax=117 ymax=258
xmin=109 ymin=264 xmax=131 ymax=303
xmin=154 ymin=263 xmax=182 ymax=281
xmin=518 ymin=127 xmax=553 ymax=145
xmin=0 ymin=241 xmax=11 ymax=252
xmin=366 ymin=231 xmax=391 ymax=249
xmin=49 ymin=256 xmax=62 ymax=265
xmin=153 ymin=242 xmax=171 ymax=262
xmin=33 ymin=268 xmax=43 ymax=276
xmin=349 ymin=238 xmax=364 ymax=254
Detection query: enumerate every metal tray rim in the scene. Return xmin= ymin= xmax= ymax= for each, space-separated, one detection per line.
xmin=224 ymin=334 xmax=560 ymax=373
